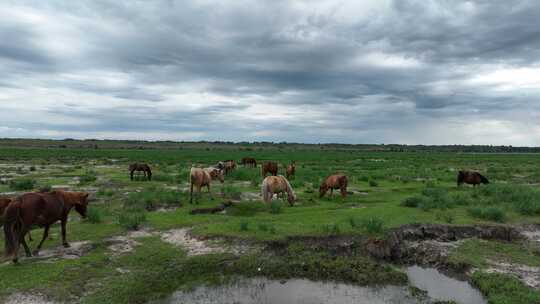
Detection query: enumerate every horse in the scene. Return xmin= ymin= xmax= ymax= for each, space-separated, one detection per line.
xmin=129 ymin=163 xmax=152 ymax=181
xmin=241 ymin=157 xmax=257 ymax=168
xmin=1 ymin=198 xmax=32 ymax=242
xmin=320 ymin=174 xmax=348 ymax=198
xmin=189 ymin=167 xmax=224 ymax=204
xmin=261 ymin=161 xmax=278 ymax=178
xmin=457 ymin=170 xmax=489 ymax=187
xmin=3 ymin=190 xmax=89 ymax=263
xmin=261 ymin=175 xmax=296 ymax=206
xmin=222 ymin=160 xmax=236 ymax=175
xmin=286 ymin=161 xmax=296 ymax=179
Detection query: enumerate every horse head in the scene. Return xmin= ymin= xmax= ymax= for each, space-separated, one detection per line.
xmin=319 ymin=182 xmax=328 ymax=198
xmin=72 ymin=192 xmax=90 ymax=218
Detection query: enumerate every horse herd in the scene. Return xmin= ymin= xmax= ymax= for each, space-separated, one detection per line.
xmin=0 ymin=157 xmax=489 ymax=264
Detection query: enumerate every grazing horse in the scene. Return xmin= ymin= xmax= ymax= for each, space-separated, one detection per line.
xmin=222 ymin=160 xmax=236 ymax=175
xmin=261 ymin=175 xmax=296 ymax=206
xmin=189 ymin=167 xmax=224 ymax=204
xmin=129 ymin=163 xmax=152 ymax=181
xmin=1 ymin=198 xmax=32 ymax=242
xmin=286 ymin=161 xmax=296 ymax=179
xmin=261 ymin=161 xmax=278 ymax=178
xmin=457 ymin=170 xmax=489 ymax=187
xmin=3 ymin=190 xmax=89 ymax=263
xmin=320 ymin=174 xmax=348 ymax=198
xmin=241 ymin=157 xmax=257 ymax=168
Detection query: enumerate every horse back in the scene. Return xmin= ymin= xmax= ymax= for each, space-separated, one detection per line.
xmin=17 ymin=192 xmax=65 ymax=225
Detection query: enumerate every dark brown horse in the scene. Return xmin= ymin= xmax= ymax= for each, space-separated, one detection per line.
xmin=222 ymin=160 xmax=236 ymax=175
xmin=261 ymin=161 xmax=278 ymax=178
xmin=457 ymin=170 xmax=489 ymax=187
xmin=129 ymin=163 xmax=152 ymax=181
xmin=241 ymin=157 xmax=257 ymax=168
xmin=286 ymin=161 xmax=296 ymax=179
xmin=320 ymin=174 xmax=348 ymax=198
xmin=3 ymin=190 xmax=89 ymax=263
xmin=1 ymin=198 xmax=32 ymax=242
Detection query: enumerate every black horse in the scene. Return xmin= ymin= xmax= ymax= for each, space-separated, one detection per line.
xmin=457 ymin=170 xmax=489 ymax=187
xmin=129 ymin=163 xmax=152 ymax=181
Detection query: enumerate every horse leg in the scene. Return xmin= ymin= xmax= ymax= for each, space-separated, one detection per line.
xmin=33 ymin=224 xmax=50 ymax=255
xmin=28 ymin=229 xmax=33 ymax=242
xmin=197 ymin=185 xmax=202 ymax=204
xmin=61 ymin=219 xmax=70 ymax=248
xmin=330 ymin=188 xmax=334 ymax=199
xmin=20 ymin=228 xmax=32 ymax=257
xmin=190 ymin=182 xmax=194 ymax=204
xmin=207 ymin=184 xmax=213 ymax=200
xmin=130 ymin=170 xmax=134 ymax=181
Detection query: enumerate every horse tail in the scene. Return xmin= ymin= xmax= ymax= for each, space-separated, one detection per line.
xmin=3 ymin=202 xmax=22 ymax=257
xmin=479 ymin=173 xmax=489 ymax=184
xmin=261 ymin=178 xmax=270 ymax=203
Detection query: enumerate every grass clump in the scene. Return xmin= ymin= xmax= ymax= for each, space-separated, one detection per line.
xmin=86 ymin=207 xmax=103 ymax=223
xmin=472 ymin=272 xmax=540 ymax=304
xmin=9 ymin=178 xmax=36 ymax=190
xmin=361 ymin=217 xmax=384 ymax=234
xmin=239 ymin=221 xmax=249 ymax=231
xmin=269 ymin=200 xmax=282 ymax=214
xmin=467 ymin=207 xmax=506 ymax=222
xmin=80 ymin=169 xmax=98 ymax=184
xmin=118 ymin=212 xmax=147 ymax=230
xmin=369 ymin=180 xmax=378 ymax=187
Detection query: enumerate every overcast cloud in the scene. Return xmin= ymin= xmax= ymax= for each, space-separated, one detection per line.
xmin=1 ymin=0 xmax=540 ymax=145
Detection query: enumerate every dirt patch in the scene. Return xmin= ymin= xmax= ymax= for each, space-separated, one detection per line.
xmin=240 ymin=192 xmax=260 ymax=201
xmin=105 ymin=236 xmax=141 ymax=255
xmin=486 ymin=260 xmax=540 ymax=289
xmin=3 ymin=293 xmax=56 ymax=304
xmin=21 ymin=241 xmax=94 ymax=262
xmin=160 ymin=228 xmax=226 ymax=256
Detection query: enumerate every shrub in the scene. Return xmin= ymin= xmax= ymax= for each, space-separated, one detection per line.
xmin=80 ymin=170 xmax=97 ymax=184
xmin=9 ymin=178 xmax=36 ymax=191
xmin=240 ymin=221 xmax=249 ymax=231
xmin=348 ymin=217 xmax=358 ymax=228
xmin=29 ymin=166 xmax=36 ymax=172
xmin=86 ymin=207 xmax=103 ymax=223
xmin=118 ymin=212 xmax=146 ymax=230
xmin=467 ymin=207 xmax=506 ymax=222
xmin=401 ymin=196 xmax=425 ymax=208
xmin=369 ymin=180 xmax=378 ymax=187
xmin=361 ymin=217 xmax=384 ymax=234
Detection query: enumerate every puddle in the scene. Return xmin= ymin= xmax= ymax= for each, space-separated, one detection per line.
xmin=154 ymin=278 xmax=418 ymax=304
xmin=406 ymin=266 xmax=487 ymax=304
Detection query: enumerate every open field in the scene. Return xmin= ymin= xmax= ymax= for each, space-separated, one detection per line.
xmin=0 ymin=143 xmax=539 ymax=303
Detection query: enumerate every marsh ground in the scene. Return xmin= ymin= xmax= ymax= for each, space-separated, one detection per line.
xmin=0 ymin=145 xmax=539 ymax=303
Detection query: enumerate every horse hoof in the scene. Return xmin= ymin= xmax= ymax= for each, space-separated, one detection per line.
xmin=63 ymin=243 xmax=71 ymax=248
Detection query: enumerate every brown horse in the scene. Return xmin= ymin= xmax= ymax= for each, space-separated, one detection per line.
xmin=222 ymin=160 xmax=236 ymax=175
xmin=3 ymin=190 xmax=89 ymax=263
xmin=457 ymin=170 xmax=489 ymax=187
xmin=189 ymin=167 xmax=224 ymax=204
xmin=320 ymin=174 xmax=348 ymax=198
xmin=261 ymin=161 xmax=278 ymax=178
xmin=241 ymin=157 xmax=257 ymax=168
xmin=261 ymin=175 xmax=296 ymax=206
xmin=1 ymin=198 xmax=32 ymax=242
xmin=129 ymin=163 xmax=152 ymax=181
xmin=286 ymin=161 xmax=296 ymax=179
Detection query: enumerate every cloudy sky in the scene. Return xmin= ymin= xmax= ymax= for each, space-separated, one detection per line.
xmin=1 ymin=1 xmax=540 ymax=145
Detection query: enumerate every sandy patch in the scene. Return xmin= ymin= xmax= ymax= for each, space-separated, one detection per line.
xmin=486 ymin=260 xmax=540 ymax=289
xmin=160 ymin=228 xmax=225 ymax=256
xmin=3 ymin=293 xmax=56 ymax=304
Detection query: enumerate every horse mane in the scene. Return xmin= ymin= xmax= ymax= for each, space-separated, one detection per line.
xmin=279 ymin=175 xmax=296 ymax=200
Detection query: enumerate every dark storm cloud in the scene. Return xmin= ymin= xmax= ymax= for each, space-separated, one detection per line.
xmin=0 ymin=0 xmax=539 ymax=144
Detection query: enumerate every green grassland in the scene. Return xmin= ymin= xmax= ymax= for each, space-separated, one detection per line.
xmin=0 ymin=144 xmax=539 ymax=303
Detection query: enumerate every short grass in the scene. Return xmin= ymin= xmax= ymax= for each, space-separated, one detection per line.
xmin=0 ymin=146 xmax=540 ymax=302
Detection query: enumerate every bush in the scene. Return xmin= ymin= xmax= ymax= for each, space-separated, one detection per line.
xmin=118 ymin=212 xmax=146 ymax=230
xmin=9 ymin=178 xmax=36 ymax=191
xmin=401 ymin=196 xmax=426 ymax=208
xmin=80 ymin=170 xmax=97 ymax=184
xmin=86 ymin=207 xmax=103 ymax=223
xmin=29 ymin=166 xmax=36 ymax=172
xmin=467 ymin=207 xmax=506 ymax=222
xmin=240 ymin=221 xmax=249 ymax=231
xmin=369 ymin=180 xmax=379 ymax=187
xmin=361 ymin=217 xmax=384 ymax=234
